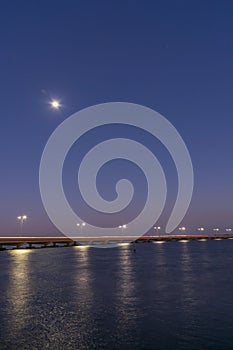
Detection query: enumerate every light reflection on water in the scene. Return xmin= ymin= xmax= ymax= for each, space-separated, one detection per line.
xmin=115 ymin=246 xmax=138 ymax=341
xmin=7 ymin=250 xmax=31 ymax=335
xmin=72 ymin=246 xmax=94 ymax=344
xmin=0 ymin=241 xmax=233 ymax=349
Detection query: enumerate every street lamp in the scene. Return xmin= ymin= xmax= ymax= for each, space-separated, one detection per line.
xmin=76 ymin=222 xmax=86 ymax=234
xmin=197 ymin=227 xmax=205 ymax=232
xmin=213 ymin=228 xmax=219 ymax=232
xmin=153 ymin=226 xmax=161 ymax=235
xmin=119 ymin=224 xmax=127 ymax=234
xmin=178 ymin=227 xmax=186 ymax=233
xmin=17 ymin=215 xmax=27 ymax=236
xmin=225 ymin=228 xmax=232 ymax=232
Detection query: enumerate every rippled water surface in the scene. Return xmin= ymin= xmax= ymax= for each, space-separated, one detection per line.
xmin=0 ymin=240 xmax=233 ymax=349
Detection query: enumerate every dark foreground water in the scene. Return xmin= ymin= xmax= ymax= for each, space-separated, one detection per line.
xmin=0 ymin=239 xmax=233 ymax=350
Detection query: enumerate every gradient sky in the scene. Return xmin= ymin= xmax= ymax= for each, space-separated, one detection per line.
xmin=1 ymin=0 xmax=233 ymax=235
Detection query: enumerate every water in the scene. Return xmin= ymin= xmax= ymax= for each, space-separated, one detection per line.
xmin=0 ymin=240 xmax=233 ymax=350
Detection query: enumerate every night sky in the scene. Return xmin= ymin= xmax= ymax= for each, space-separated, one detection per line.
xmin=1 ymin=1 xmax=233 ymax=235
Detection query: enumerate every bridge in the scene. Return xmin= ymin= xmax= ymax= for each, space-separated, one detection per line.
xmin=0 ymin=233 xmax=233 ymax=250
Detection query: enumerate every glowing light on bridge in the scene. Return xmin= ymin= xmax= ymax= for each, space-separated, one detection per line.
xmin=76 ymin=222 xmax=86 ymax=227
xmin=153 ymin=226 xmax=161 ymax=234
xmin=76 ymin=222 xmax=86 ymax=235
xmin=17 ymin=215 xmax=27 ymax=236
xmin=119 ymin=224 xmax=127 ymax=233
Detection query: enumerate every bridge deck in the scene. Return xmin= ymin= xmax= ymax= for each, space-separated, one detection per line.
xmin=0 ymin=234 xmax=233 ymax=250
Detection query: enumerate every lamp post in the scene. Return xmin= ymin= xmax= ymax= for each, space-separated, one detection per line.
xmin=17 ymin=215 xmax=27 ymax=236
xmin=197 ymin=227 xmax=205 ymax=232
xmin=225 ymin=228 xmax=232 ymax=232
xmin=119 ymin=224 xmax=127 ymax=234
xmin=76 ymin=222 xmax=86 ymax=234
xmin=213 ymin=228 xmax=219 ymax=232
xmin=153 ymin=226 xmax=161 ymax=235
xmin=178 ymin=227 xmax=186 ymax=234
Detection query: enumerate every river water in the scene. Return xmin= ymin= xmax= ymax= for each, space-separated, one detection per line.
xmin=0 ymin=239 xmax=233 ymax=349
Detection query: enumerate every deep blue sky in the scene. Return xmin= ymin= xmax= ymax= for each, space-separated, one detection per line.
xmin=1 ymin=0 xmax=233 ymax=235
